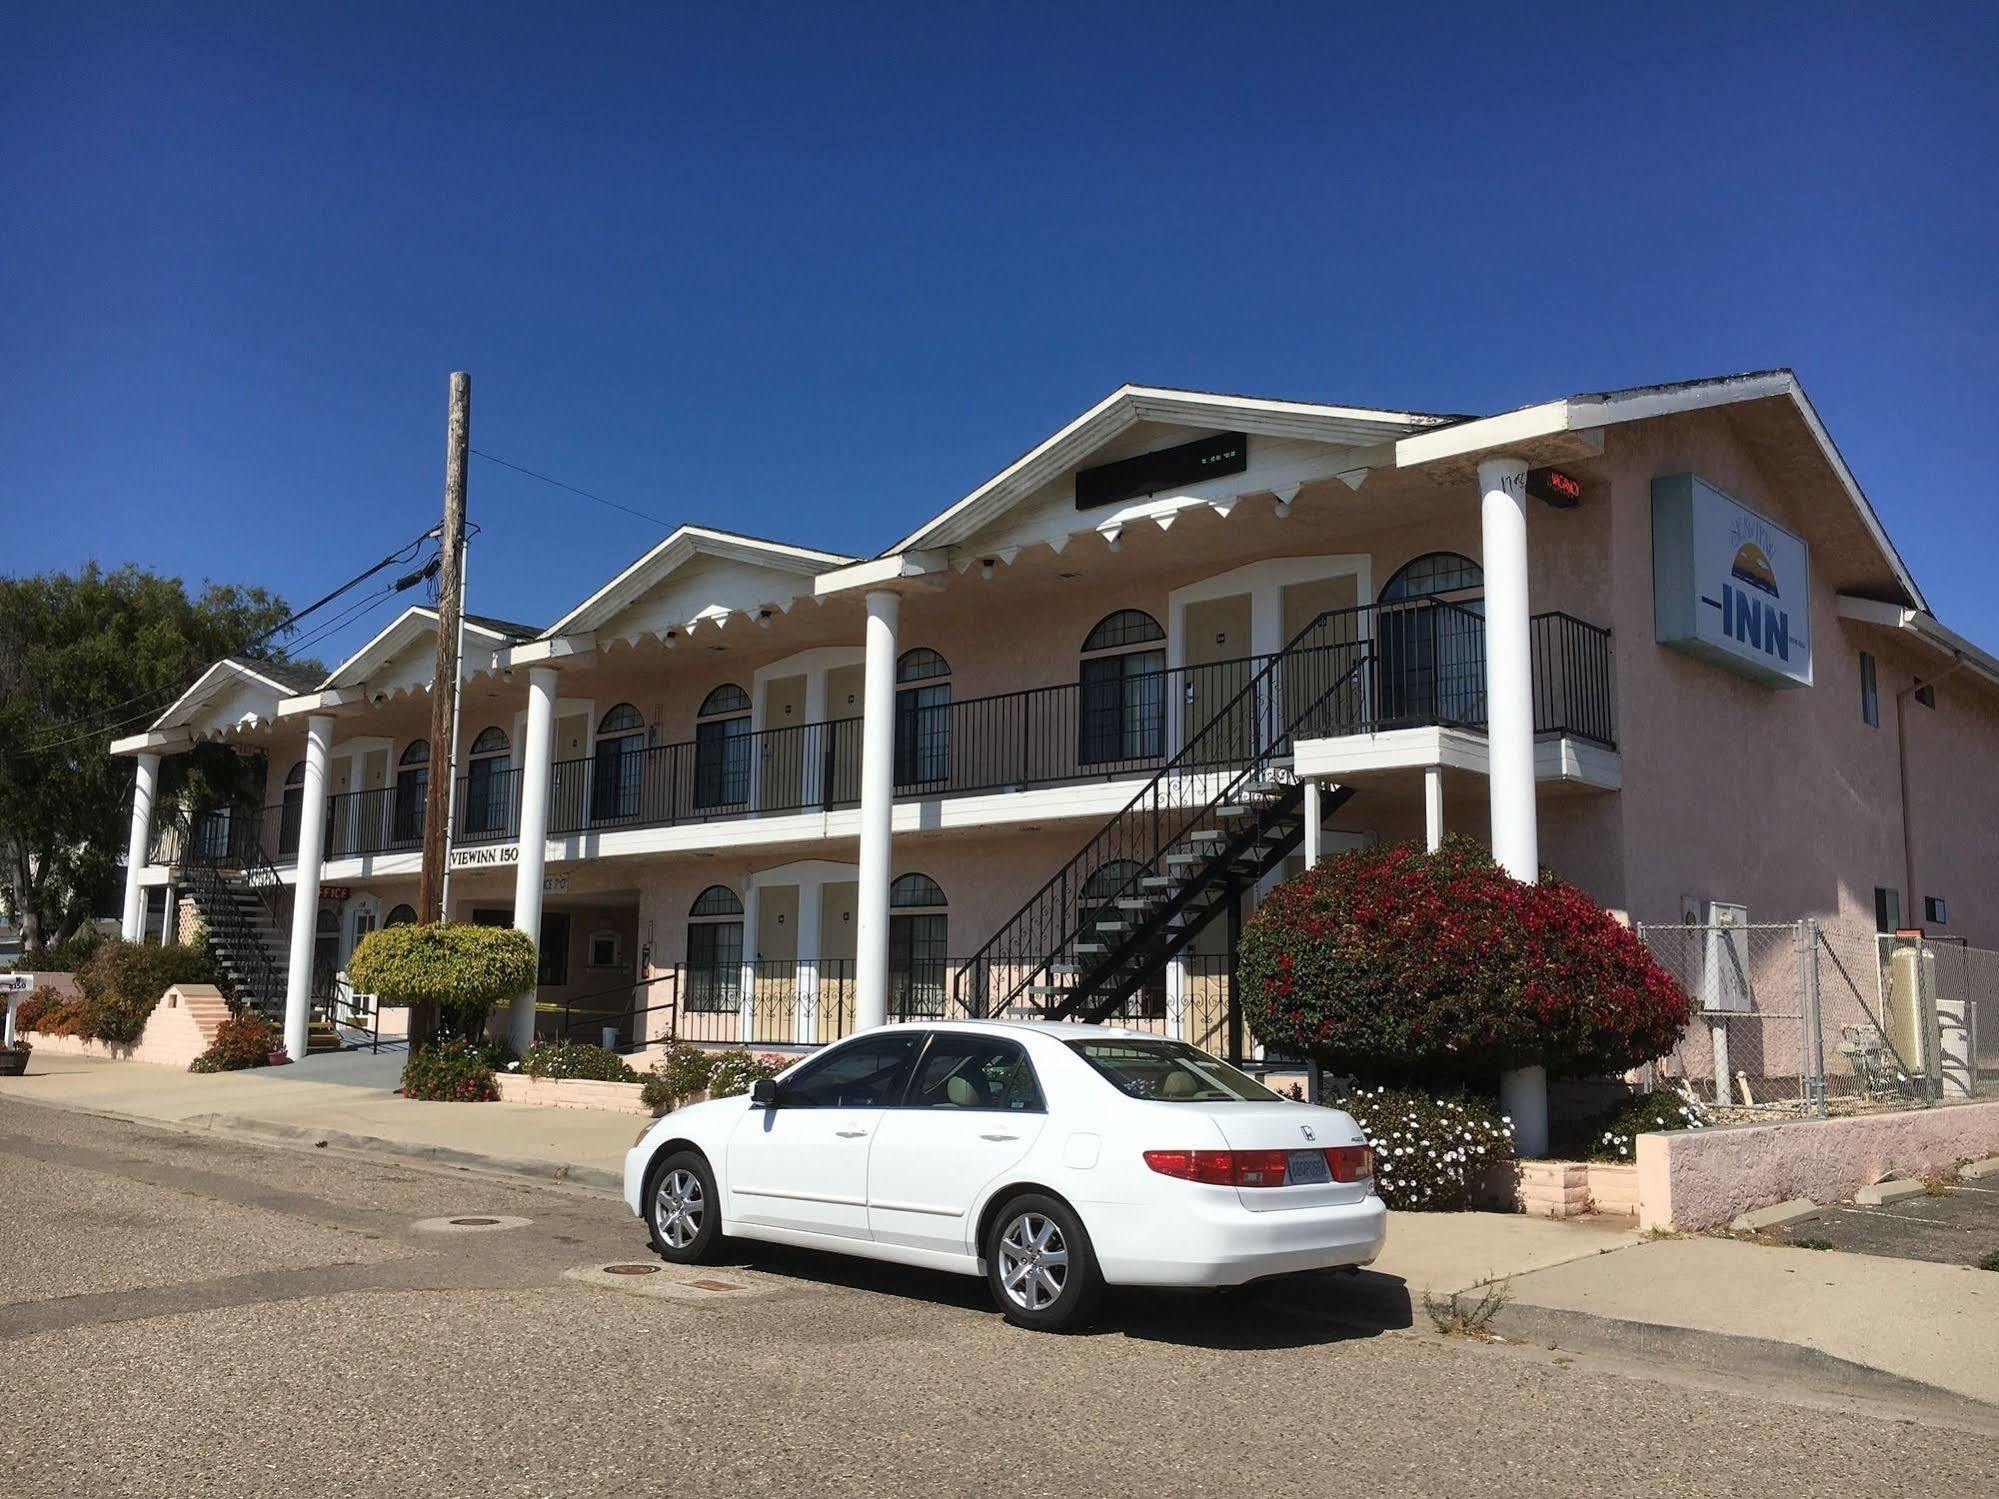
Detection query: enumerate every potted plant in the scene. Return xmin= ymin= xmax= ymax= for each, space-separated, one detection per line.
xmin=266 ymin=1043 xmax=290 ymax=1067
xmin=0 ymin=1036 xmax=29 ymax=1077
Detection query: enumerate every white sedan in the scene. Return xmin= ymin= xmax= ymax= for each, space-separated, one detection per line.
xmin=622 ymin=1020 xmax=1385 ymax=1330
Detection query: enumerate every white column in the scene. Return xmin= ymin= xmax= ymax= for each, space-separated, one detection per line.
xmin=794 ymin=877 xmax=822 ymax=1045
xmin=1479 ymin=455 xmax=1537 ymax=880
xmin=801 ymin=668 xmax=830 ymax=808
xmin=508 ymin=666 xmax=559 ymax=1055
xmin=1250 ymin=587 xmax=1285 ymax=747
xmin=283 ymin=715 xmax=334 ymax=1061
xmin=1424 ymin=765 xmax=1445 ymax=852
xmin=1302 ymin=778 xmax=1322 ymax=868
xmin=1480 ymin=455 xmax=1546 ymax=1157
xmin=121 ymin=752 xmax=162 ymax=940
xmin=738 ymin=879 xmax=761 ymax=1045
xmin=854 ymin=589 xmax=900 ymax=1031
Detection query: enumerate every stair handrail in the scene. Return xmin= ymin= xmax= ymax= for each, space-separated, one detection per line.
xmin=175 ymin=817 xmax=290 ymax=1025
xmin=952 ymin=603 xmax=1372 ymax=1019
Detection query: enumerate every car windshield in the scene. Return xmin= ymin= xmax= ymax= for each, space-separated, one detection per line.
xmin=1066 ymin=1039 xmax=1282 ymax=1103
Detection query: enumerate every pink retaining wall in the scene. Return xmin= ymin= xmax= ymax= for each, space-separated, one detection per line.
xmin=20 ymin=983 xmax=222 ymax=1070
xmin=1636 ymin=1102 xmax=1999 ymax=1230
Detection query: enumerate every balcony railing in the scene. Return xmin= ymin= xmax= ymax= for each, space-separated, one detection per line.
xmin=151 ymin=602 xmax=1614 ymax=868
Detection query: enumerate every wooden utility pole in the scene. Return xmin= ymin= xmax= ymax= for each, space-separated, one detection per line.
xmin=418 ymin=371 xmax=470 ymax=926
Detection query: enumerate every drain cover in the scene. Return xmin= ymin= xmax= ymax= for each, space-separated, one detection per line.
xmin=688 ymin=1278 xmax=744 ymax=1293
xmin=413 ymin=1214 xmax=532 ymax=1234
xmin=450 ymin=1217 xmax=501 ymax=1227
xmin=604 ymin=1263 xmax=662 ymax=1276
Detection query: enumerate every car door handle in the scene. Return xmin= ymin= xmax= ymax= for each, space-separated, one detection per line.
xmin=834 ymin=1129 xmax=870 ymax=1138
xmin=980 ymin=1133 xmax=1020 ymax=1142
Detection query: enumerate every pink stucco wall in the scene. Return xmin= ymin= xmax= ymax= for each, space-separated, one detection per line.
xmin=1635 ymin=1101 xmax=1999 ymax=1230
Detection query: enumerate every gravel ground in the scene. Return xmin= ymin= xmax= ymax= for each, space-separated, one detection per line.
xmin=2 ymin=1098 xmax=1992 ymax=1498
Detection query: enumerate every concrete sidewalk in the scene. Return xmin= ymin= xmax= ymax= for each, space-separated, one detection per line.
xmin=2 ymin=1052 xmax=639 ymax=1192
xmin=6 ymin=1052 xmax=1995 ymax=1423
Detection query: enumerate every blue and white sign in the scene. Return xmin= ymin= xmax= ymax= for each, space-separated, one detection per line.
xmin=1652 ymin=473 xmax=1813 ymax=689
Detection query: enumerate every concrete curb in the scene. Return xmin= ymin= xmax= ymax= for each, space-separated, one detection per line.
xmin=184 ymin=1113 xmax=628 ymax=1197
xmin=1491 ymin=1300 xmax=1998 ymax=1427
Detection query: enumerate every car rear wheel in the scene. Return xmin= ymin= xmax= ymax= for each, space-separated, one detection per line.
xmin=647 ymin=1150 xmax=723 ymax=1264
xmin=984 ymin=1193 xmax=1104 ymax=1331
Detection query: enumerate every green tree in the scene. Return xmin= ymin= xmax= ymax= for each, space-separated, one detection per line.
xmin=0 ymin=564 xmax=301 ymax=949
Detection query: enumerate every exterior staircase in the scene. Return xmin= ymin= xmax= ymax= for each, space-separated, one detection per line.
xmin=172 ymin=812 xmax=345 ymax=1055
xmin=954 ymin=609 xmax=1371 ymax=1026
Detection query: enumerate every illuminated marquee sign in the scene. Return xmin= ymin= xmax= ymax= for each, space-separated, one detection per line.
xmin=1527 ymin=467 xmax=1583 ymax=508
xmin=1651 ymin=473 xmax=1812 ymax=689
xmin=1075 ymin=432 xmax=1247 ymax=511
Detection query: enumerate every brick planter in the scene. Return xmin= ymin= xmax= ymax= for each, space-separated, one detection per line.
xmin=496 ymin=1073 xmax=651 ymax=1115
xmin=1515 ymin=1159 xmax=1639 ymax=1218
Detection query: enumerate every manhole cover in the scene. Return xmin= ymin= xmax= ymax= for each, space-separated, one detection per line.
xmin=413 ymin=1215 xmax=533 ymax=1234
xmin=688 ymin=1278 xmax=744 ymax=1293
xmin=604 ymin=1263 xmax=662 ymax=1276
xmin=450 ymin=1217 xmax=501 ymax=1227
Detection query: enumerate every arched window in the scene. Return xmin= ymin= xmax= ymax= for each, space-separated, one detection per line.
xmin=1377 ymin=553 xmax=1485 ymax=728
xmin=278 ymin=761 xmax=307 ymax=859
xmin=392 ymin=739 xmax=429 ymax=845
xmin=686 ymin=884 xmax=745 ymax=1012
xmin=694 ymin=685 xmax=751 ymax=809
xmin=590 ymin=703 xmax=647 ymax=823
xmin=888 ymin=874 xmax=948 ymax=1019
xmin=465 ymin=726 xmax=512 ymax=837
xmin=385 ymin=903 xmax=417 ymax=928
xmin=1379 ymin=551 xmax=1481 ymax=602
xmin=1082 ymin=860 xmax=1166 ymax=1020
xmin=1079 ymin=610 xmax=1167 ymax=766
xmin=894 ymin=649 xmax=951 ymax=786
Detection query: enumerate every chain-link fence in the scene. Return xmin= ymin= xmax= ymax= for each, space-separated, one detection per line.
xmin=1638 ymin=920 xmax=1998 ymax=1119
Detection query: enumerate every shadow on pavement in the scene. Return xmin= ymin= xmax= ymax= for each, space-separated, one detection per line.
xmin=712 ymin=1239 xmax=1414 ymax=1347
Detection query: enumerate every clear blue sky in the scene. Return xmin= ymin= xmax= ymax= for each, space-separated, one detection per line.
xmin=6 ymin=2 xmax=1997 ymax=665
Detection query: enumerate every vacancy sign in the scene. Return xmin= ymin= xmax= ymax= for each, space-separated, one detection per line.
xmin=1652 ymin=472 xmax=1813 ymax=689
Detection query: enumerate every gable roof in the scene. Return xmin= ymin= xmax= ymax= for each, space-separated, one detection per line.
xmin=317 ymin=607 xmax=538 ymax=693
xmin=543 ymin=524 xmax=855 ymax=639
xmin=885 ymin=384 xmax=1456 ymax=555
xmin=146 ymin=656 xmax=319 ymax=735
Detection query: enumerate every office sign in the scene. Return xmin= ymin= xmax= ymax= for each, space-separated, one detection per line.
xmin=1652 ymin=473 xmax=1812 ymax=688
xmin=1527 ymin=467 xmax=1583 ymax=508
xmin=1075 ymin=432 xmax=1247 ymax=510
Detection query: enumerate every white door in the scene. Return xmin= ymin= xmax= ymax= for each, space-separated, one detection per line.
xmin=866 ymin=1032 xmax=1047 ymax=1255
xmin=725 ymin=1030 xmax=923 ymax=1240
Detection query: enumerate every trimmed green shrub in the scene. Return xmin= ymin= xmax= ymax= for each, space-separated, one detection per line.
xmin=1569 ymin=1090 xmax=1710 ymax=1163
xmin=13 ymin=929 xmax=106 ymax=975
xmin=347 ymin=923 xmax=537 ymax=1041
xmin=641 ymin=1042 xmax=716 ymax=1114
xmin=705 ymin=1048 xmax=790 ymax=1100
xmin=76 ymin=939 xmax=221 ymax=1045
xmin=520 ymin=1039 xmax=638 ymax=1082
xmin=401 ymin=1037 xmax=501 ymax=1102
xmin=190 ymin=1012 xmax=275 ymax=1073
xmin=1328 ymin=1085 xmax=1515 ymax=1211
xmin=1240 ymin=837 xmax=1693 ymax=1087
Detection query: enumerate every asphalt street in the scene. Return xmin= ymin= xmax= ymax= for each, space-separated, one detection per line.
xmin=0 ymin=1098 xmax=1990 ymax=1498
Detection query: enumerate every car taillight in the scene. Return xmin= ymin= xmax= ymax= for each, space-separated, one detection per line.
xmin=1326 ymin=1145 xmax=1373 ymax=1182
xmin=1143 ymin=1149 xmax=1296 ymax=1187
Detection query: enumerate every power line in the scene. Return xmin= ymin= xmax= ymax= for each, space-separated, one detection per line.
xmin=471 ymin=448 xmax=676 ymax=529
xmin=27 ymin=526 xmax=441 ymax=752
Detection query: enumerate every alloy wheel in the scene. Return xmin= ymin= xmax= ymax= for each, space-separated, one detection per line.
xmin=654 ymin=1168 xmax=705 ymax=1250
xmin=997 ymin=1211 xmax=1069 ymax=1311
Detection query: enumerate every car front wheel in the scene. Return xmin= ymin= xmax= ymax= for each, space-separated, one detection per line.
xmin=984 ymin=1193 xmax=1104 ymax=1331
xmin=648 ymin=1150 xmax=723 ymax=1264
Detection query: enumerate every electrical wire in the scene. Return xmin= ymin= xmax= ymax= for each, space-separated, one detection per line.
xmin=26 ymin=526 xmax=442 ymax=752
xmin=471 ymin=448 xmax=675 ymax=529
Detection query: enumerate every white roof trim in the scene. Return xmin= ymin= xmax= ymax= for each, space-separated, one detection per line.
xmin=146 ymin=657 xmax=302 ymax=734
xmin=316 ymin=607 xmax=524 ymax=693
xmin=1393 ymin=371 xmax=1927 ymax=613
xmin=886 ymin=385 xmax=1449 ymax=555
xmin=544 ymin=526 xmax=855 ymax=639
xmin=109 ymin=728 xmax=195 ymax=757
xmin=1836 ymin=595 xmax=1999 ymax=693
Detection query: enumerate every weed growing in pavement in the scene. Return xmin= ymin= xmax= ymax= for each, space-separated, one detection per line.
xmin=1423 ymin=1281 xmax=1510 ymax=1339
xmin=1790 ymin=1237 xmax=1834 ymax=1251
xmin=1977 ymin=1250 xmax=1999 ymax=1273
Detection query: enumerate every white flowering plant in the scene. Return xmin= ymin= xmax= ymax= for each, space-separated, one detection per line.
xmin=1576 ymin=1091 xmax=1710 ymax=1163
xmin=1325 ymin=1085 xmax=1514 ymax=1211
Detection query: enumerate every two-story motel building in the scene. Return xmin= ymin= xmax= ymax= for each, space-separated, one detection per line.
xmin=110 ymin=371 xmax=1999 ymax=1149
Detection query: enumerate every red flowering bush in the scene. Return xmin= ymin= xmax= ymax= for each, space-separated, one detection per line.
xmin=190 ymin=1012 xmax=275 ymax=1073
xmin=1240 ymin=837 xmax=1692 ymax=1086
xmin=401 ymin=1037 xmax=501 ymax=1102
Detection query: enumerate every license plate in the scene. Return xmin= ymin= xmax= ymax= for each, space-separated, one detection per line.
xmin=1285 ymin=1149 xmax=1331 ymax=1185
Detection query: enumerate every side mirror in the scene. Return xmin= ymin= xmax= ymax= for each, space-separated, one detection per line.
xmin=749 ymin=1077 xmax=780 ymax=1107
